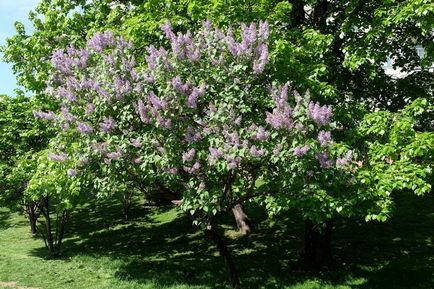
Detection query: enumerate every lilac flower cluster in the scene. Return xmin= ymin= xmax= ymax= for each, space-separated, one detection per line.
xmin=161 ymin=20 xmax=201 ymax=62
xmin=48 ymin=152 xmax=68 ymax=162
xmin=99 ymin=116 xmax=116 ymax=133
xmin=315 ymin=152 xmax=334 ymax=169
xmin=52 ymin=46 xmax=90 ymax=76
xmin=308 ymin=102 xmax=332 ymax=126
xmin=33 ymin=110 xmax=55 ymax=120
xmin=87 ymin=31 xmax=117 ymax=53
xmin=336 ymin=151 xmax=353 ymax=166
xmin=106 ymin=150 xmax=122 ymax=160
xmin=61 ymin=106 xmax=76 ymax=123
xmin=76 ymin=122 xmax=93 ymax=134
xmin=266 ymin=83 xmax=294 ymax=130
xmin=250 ymin=145 xmax=265 ymax=157
xmin=130 ymin=138 xmax=142 ymax=148
xmin=185 ymin=126 xmax=202 ymax=143
xmin=183 ymin=160 xmax=201 ymax=174
xmin=225 ymin=21 xmax=269 ymax=73
xmin=182 ymin=148 xmax=196 ymax=162
xmin=67 ymin=169 xmax=77 ymax=177
xmin=250 ymin=125 xmax=270 ymax=141
xmin=317 ymin=130 xmax=331 ymax=147
xmin=294 ymin=145 xmax=310 ymax=157
xmin=145 ymin=45 xmax=171 ymax=70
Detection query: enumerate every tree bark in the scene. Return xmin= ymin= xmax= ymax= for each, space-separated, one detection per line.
xmin=289 ymin=0 xmax=305 ymax=27
xmin=232 ymin=203 xmax=252 ymax=235
xmin=39 ymin=196 xmax=55 ymax=255
xmin=122 ymin=192 xmax=133 ymax=222
xmin=25 ymin=202 xmax=39 ymax=234
xmin=299 ymin=219 xmax=334 ymax=269
xmin=313 ymin=0 xmax=328 ymax=32
xmin=55 ymin=209 xmax=68 ymax=253
xmin=204 ymin=227 xmax=241 ymax=289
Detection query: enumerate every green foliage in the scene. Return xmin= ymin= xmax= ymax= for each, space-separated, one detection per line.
xmin=358 ymin=98 xmax=434 ymax=221
xmin=0 ymin=95 xmax=51 ymax=211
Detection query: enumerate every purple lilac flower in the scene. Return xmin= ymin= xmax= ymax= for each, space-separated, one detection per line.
xmin=315 ymin=152 xmax=334 ymax=168
xmin=86 ymin=102 xmax=95 ymax=114
xmin=308 ymin=101 xmax=332 ymax=126
xmin=33 ymin=110 xmax=55 ymax=120
xmin=66 ymin=76 xmax=79 ymax=90
xmin=202 ymin=18 xmax=212 ymax=35
xmin=185 ymin=126 xmax=201 ymax=143
xmin=225 ymin=155 xmax=240 ymax=170
xmin=67 ymin=169 xmax=77 ymax=177
xmin=56 ymin=87 xmax=76 ymax=102
xmin=88 ymin=31 xmax=115 ymax=53
xmin=51 ymin=49 xmax=73 ymax=75
xmin=266 ymin=83 xmax=293 ymax=130
xmin=209 ymin=147 xmax=223 ymax=158
xmin=74 ymin=48 xmax=89 ymax=69
xmin=107 ymin=151 xmax=122 ymax=160
xmin=186 ymin=88 xmax=199 ymax=108
xmin=99 ymin=116 xmax=116 ymax=133
xmin=78 ymin=156 xmax=89 ymax=166
xmin=255 ymin=126 xmax=270 ymax=140
xmin=61 ymin=106 xmax=76 ymax=122
xmin=336 ymin=151 xmax=353 ymax=166
xmin=250 ymin=145 xmax=264 ymax=157
xmin=148 ymin=91 xmax=167 ymax=110
xmin=317 ymin=130 xmax=331 ymax=147
xmin=48 ymin=152 xmax=68 ymax=162
xmin=134 ymin=157 xmax=142 ymax=164
xmin=144 ymin=72 xmax=155 ymax=84
xmin=130 ymin=138 xmax=142 ymax=148
xmin=253 ymin=44 xmax=268 ymax=74
xmin=167 ymin=167 xmax=178 ymax=175
xmin=258 ymin=20 xmax=269 ymax=41
xmin=273 ymin=144 xmax=283 ymax=156
xmin=182 ymin=148 xmax=196 ymax=162
xmin=295 ymin=123 xmax=305 ymax=132
xmin=138 ymin=99 xmax=150 ymax=123
xmin=76 ymin=122 xmax=93 ymax=134
xmin=293 ymin=145 xmax=310 ymax=157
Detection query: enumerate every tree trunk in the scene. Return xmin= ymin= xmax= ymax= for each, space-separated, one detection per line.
xmin=232 ymin=203 xmax=252 ymax=235
xmin=299 ymin=219 xmax=334 ymax=269
xmin=289 ymin=0 xmax=305 ymax=27
xmin=204 ymin=227 xmax=241 ymax=289
xmin=39 ymin=197 xmax=55 ymax=255
xmin=122 ymin=192 xmax=133 ymax=222
xmin=25 ymin=202 xmax=39 ymax=234
xmin=55 ymin=209 xmax=68 ymax=253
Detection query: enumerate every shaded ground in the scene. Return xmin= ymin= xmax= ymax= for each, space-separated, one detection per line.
xmin=0 ymin=192 xmax=433 ymax=289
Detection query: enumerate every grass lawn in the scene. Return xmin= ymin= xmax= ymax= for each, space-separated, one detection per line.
xmin=0 ymin=192 xmax=433 ymax=289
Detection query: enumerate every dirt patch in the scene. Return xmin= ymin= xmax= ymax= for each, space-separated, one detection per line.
xmin=0 ymin=282 xmax=17 ymax=287
xmin=0 ymin=282 xmax=39 ymax=289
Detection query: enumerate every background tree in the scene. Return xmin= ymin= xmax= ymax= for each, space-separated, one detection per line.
xmin=0 ymin=95 xmax=51 ymax=234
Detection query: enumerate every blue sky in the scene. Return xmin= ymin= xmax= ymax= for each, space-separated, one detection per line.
xmin=0 ymin=0 xmax=39 ymax=96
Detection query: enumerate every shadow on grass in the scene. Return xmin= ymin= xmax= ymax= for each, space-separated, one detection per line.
xmin=0 ymin=210 xmax=12 ymax=230
xmin=27 ymin=192 xmax=434 ymax=289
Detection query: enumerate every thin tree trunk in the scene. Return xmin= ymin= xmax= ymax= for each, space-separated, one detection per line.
xmin=232 ymin=203 xmax=252 ymax=235
xmin=204 ymin=227 xmax=241 ymax=289
xmin=299 ymin=219 xmax=334 ymax=269
xmin=25 ymin=202 xmax=39 ymax=234
xmin=122 ymin=192 xmax=133 ymax=222
xmin=55 ymin=209 xmax=68 ymax=253
xmin=40 ymin=197 xmax=55 ymax=255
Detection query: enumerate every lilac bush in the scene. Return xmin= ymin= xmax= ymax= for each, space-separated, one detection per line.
xmin=35 ymin=19 xmax=360 ymax=287
xmin=36 ymin=18 xmax=359 ymax=228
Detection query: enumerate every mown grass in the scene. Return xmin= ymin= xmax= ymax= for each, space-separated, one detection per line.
xmin=0 ymin=191 xmax=433 ymax=289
